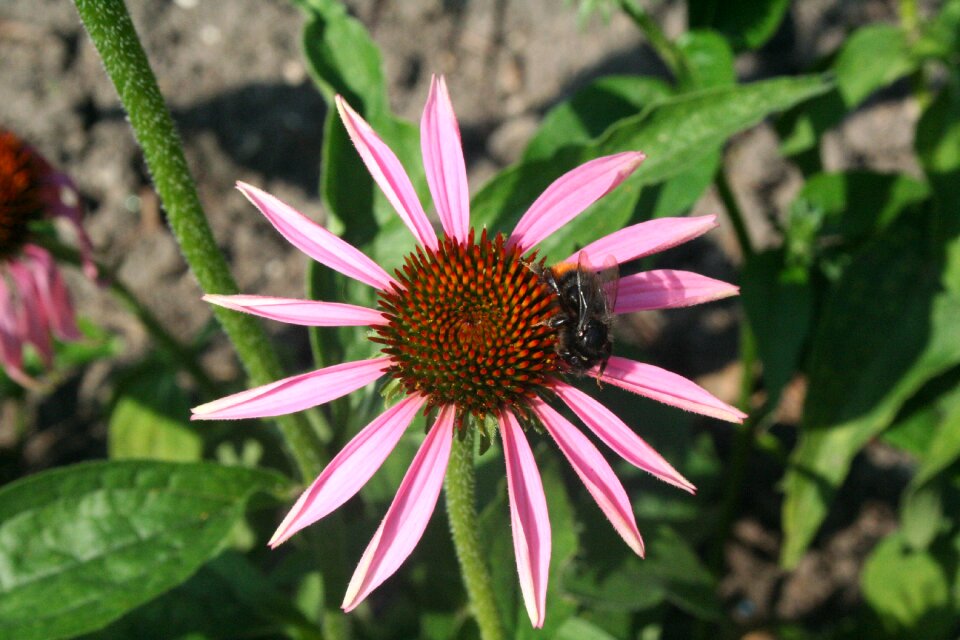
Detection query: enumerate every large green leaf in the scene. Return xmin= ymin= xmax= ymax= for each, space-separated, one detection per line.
xmin=472 ymin=75 xmax=832 ymax=260
xmin=523 ymin=76 xmax=671 ymax=162
xmin=675 ymin=30 xmax=736 ymax=91
xmin=741 ymin=250 xmax=813 ymax=407
xmin=82 ymin=552 xmax=320 ymax=640
xmin=781 ymin=209 xmax=960 ymax=567
xmin=0 ymin=461 xmax=289 ymax=640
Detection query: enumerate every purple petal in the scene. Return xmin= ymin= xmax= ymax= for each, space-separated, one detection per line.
xmin=236 ymin=182 xmax=395 ymax=291
xmin=0 ymin=277 xmax=30 ymax=386
xmin=7 ymin=262 xmax=53 ymax=365
xmin=599 ymin=356 xmax=747 ymax=423
xmin=553 ymin=382 xmax=696 ymax=493
xmin=269 ymin=394 xmax=427 ymax=547
xmin=191 ymin=357 xmax=391 ymax=421
xmin=203 ymin=294 xmax=387 ymax=327
xmin=499 ymin=409 xmax=551 ymax=628
xmin=421 ymin=75 xmax=470 ymax=242
xmin=613 ymin=270 xmax=739 ymax=313
xmin=336 ymin=96 xmax=439 ymax=250
xmin=566 ymin=215 xmax=718 ymax=266
xmin=22 ymin=246 xmax=81 ymax=341
xmin=507 ymin=152 xmax=645 ymax=251
xmin=530 ymin=397 xmax=644 ymax=556
xmin=342 ymin=405 xmax=455 ymax=610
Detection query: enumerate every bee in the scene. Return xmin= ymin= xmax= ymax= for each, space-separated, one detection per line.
xmin=539 ymin=253 xmax=618 ymax=377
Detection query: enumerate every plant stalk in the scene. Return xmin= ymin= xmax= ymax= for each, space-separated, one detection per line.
xmin=445 ymin=430 xmax=505 ymax=640
xmin=73 ymin=0 xmax=328 ymax=482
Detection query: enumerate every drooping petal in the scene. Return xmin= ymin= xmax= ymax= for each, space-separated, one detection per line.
xmin=420 ymin=75 xmax=470 ymax=242
xmin=612 ymin=269 xmax=739 ymax=313
xmin=507 ymin=152 xmax=645 ymax=251
xmin=236 ymin=182 xmax=395 ymax=291
xmin=269 ymin=394 xmax=427 ymax=547
xmin=40 ymin=168 xmax=97 ymax=281
xmin=336 ymin=96 xmax=439 ymax=250
xmin=7 ymin=262 xmax=53 ymax=365
xmin=203 ymin=294 xmax=387 ymax=327
xmin=499 ymin=409 xmax=551 ymax=628
xmin=565 ymin=215 xmax=717 ymax=266
xmin=530 ymin=397 xmax=644 ymax=556
xmin=0 ymin=277 xmax=31 ymax=386
xmin=553 ymin=382 xmax=695 ymax=493
xmin=599 ymin=356 xmax=747 ymax=423
xmin=191 ymin=357 xmax=391 ymax=421
xmin=342 ymin=405 xmax=455 ymax=610
xmin=22 ymin=245 xmax=81 ymax=341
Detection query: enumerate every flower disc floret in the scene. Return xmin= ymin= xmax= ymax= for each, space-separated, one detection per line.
xmin=0 ymin=130 xmax=44 ymax=259
xmin=374 ymin=229 xmax=559 ymax=418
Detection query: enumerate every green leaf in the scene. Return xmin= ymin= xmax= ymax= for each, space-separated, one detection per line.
xmin=687 ymin=0 xmax=791 ymax=50
xmin=861 ymin=533 xmax=953 ymax=637
xmin=473 ymin=75 xmax=832 ymax=260
xmin=835 ymin=24 xmax=916 ymax=107
xmin=563 ymin=527 xmax=720 ymax=619
xmin=797 ymin=171 xmax=930 ymax=244
xmin=554 ymin=617 xmax=619 ymax=640
xmin=81 ymin=552 xmax=320 ymax=640
xmin=781 ymin=209 xmax=960 ymax=567
xmin=108 ymin=365 xmax=201 ymax=462
xmin=741 ymin=250 xmax=813 ymax=406
xmin=901 ymin=384 xmax=960 ymax=549
xmin=0 ymin=461 xmax=289 ymax=640
xmin=675 ymin=30 xmax=736 ymax=91
xmin=916 ymin=81 xmax=960 ymax=217
xmin=523 ymin=76 xmax=671 ymax=162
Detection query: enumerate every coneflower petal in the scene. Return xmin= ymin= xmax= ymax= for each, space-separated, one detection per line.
xmin=531 ymin=397 xmax=644 ymax=556
xmin=500 ymin=409 xmax=551 ymax=629
xmin=613 ymin=269 xmax=739 ymax=313
xmin=336 ymin=96 xmax=439 ymax=251
xmin=342 ymin=404 xmax=455 ymax=610
xmin=203 ymin=294 xmax=387 ymax=327
xmin=507 ymin=152 xmax=645 ymax=251
xmin=191 ymin=357 xmax=391 ymax=421
xmin=566 ymin=215 xmax=718 ymax=266
xmin=237 ymin=182 xmax=395 ymax=291
xmin=599 ymin=356 xmax=747 ymax=424
xmin=553 ymin=382 xmax=696 ymax=493
xmin=421 ymin=75 xmax=470 ymax=242
xmin=269 ymin=394 xmax=427 ymax=548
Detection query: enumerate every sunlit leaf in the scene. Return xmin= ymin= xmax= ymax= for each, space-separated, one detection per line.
xmin=0 ymin=461 xmax=289 ymax=640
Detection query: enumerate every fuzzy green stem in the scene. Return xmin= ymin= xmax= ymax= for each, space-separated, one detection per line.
xmin=73 ymin=0 xmax=327 ymax=482
xmin=445 ymin=431 xmax=505 ymax=640
xmin=41 ymin=239 xmax=220 ymax=398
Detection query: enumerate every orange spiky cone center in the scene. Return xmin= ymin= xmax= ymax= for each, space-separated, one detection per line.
xmin=374 ymin=229 xmax=560 ymax=420
xmin=0 ymin=131 xmax=45 ymax=260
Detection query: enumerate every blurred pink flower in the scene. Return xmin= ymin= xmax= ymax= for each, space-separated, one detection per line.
xmin=193 ymin=76 xmax=744 ymax=626
xmin=0 ymin=129 xmax=95 ymax=387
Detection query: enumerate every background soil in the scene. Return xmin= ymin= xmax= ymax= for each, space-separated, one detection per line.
xmin=0 ymin=0 xmax=921 ymax=632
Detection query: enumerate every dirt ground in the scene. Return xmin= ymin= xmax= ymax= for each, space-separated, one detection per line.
xmin=0 ymin=0 xmax=920 ymax=631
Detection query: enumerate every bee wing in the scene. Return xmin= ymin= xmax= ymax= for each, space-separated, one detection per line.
xmin=596 ymin=254 xmax=620 ymax=316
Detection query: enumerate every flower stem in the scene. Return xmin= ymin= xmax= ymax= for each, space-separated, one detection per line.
xmin=72 ymin=0 xmax=328 ymax=482
xmin=445 ymin=430 xmax=505 ymax=640
xmin=618 ymin=0 xmax=686 ymax=80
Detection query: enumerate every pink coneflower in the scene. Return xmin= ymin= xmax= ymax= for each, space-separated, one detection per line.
xmin=0 ymin=128 xmax=95 ymax=387
xmin=193 ymin=76 xmax=744 ymax=627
